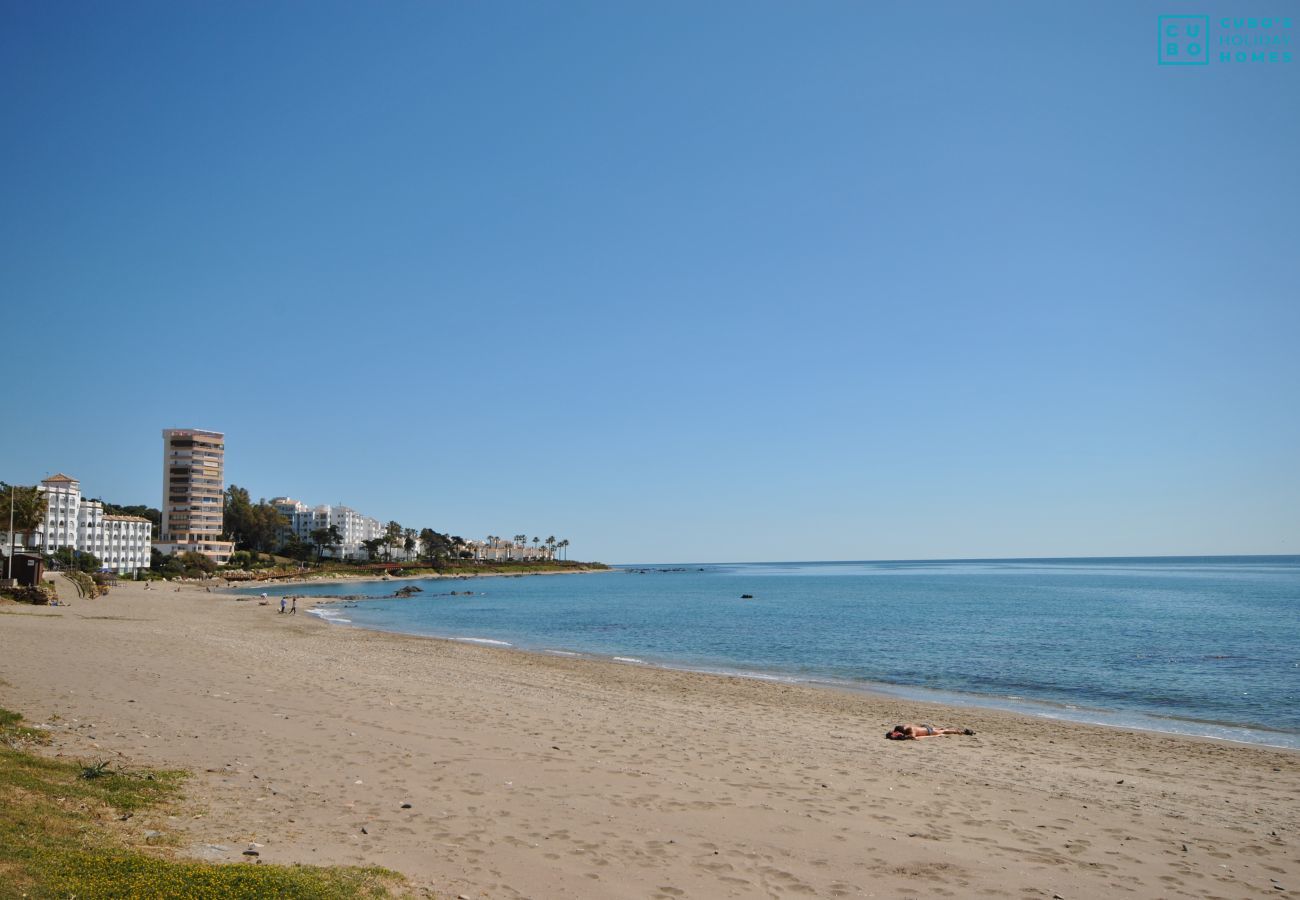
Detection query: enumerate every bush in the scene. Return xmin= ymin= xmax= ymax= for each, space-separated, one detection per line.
xmin=46 ymin=547 xmax=103 ymax=573
xmin=62 ymin=570 xmax=105 ymax=598
xmin=0 ymin=585 xmax=53 ymax=605
xmin=178 ymin=552 xmax=217 ymax=578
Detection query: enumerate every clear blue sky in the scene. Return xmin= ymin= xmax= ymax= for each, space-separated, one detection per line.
xmin=2 ymin=1 xmax=1297 ymax=563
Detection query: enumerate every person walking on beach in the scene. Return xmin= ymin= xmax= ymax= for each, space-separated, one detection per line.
xmin=280 ymin=597 xmax=286 ymax=614
xmin=885 ymin=723 xmax=975 ymax=740
xmin=290 ymin=597 xmax=297 ymax=615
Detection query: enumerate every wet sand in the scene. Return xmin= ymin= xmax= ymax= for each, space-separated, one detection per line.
xmin=1 ymin=579 xmax=1295 ymax=898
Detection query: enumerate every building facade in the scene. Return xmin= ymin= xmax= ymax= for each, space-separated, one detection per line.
xmin=153 ymin=428 xmax=234 ymax=564
xmin=26 ymin=474 xmax=153 ymax=574
xmin=270 ymin=497 xmax=385 ymax=559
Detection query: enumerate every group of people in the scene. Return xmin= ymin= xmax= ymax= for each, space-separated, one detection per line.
xmin=267 ymin=593 xmax=296 ymax=615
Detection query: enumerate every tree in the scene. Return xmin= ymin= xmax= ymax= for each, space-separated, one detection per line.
xmin=279 ymin=533 xmax=312 ymax=562
xmin=251 ymin=502 xmax=290 ymax=552
xmin=546 ymin=535 xmax=556 ymax=559
xmin=229 ymin=550 xmax=262 ymax=570
xmin=223 ymin=486 xmax=289 ymax=552
xmin=418 ymin=528 xmax=443 ymax=566
xmin=384 ymin=521 xmax=403 ymax=562
xmin=48 ymin=546 xmax=102 ymax=573
xmin=223 ymin=485 xmax=254 ymax=545
xmin=403 ymin=527 xmax=417 ymax=558
xmin=513 ymin=534 xmax=527 ymax=560
xmin=178 ymin=551 xmax=217 ymax=577
xmin=1 ymin=483 xmax=48 ymax=552
xmin=309 ymin=527 xmax=338 ymax=561
xmin=418 ymin=527 xmax=436 ymax=564
xmin=559 ymin=539 xmax=569 ymax=560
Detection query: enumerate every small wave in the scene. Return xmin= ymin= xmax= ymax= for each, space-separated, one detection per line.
xmin=717 ymin=671 xmax=800 ymax=684
xmin=613 ymin=656 xmax=646 ymax=664
xmin=307 ymin=608 xmax=351 ymax=624
xmin=545 ymin=650 xmax=580 ymax=657
xmin=455 ymin=637 xmax=513 ymax=647
xmin=686 ymin=666 xmax=801 ymax=684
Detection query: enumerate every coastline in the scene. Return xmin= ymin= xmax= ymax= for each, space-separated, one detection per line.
xmin=281 ymin=572 xmax=1300 ymax=753
xmin=305 ymin=607 xmax=1300 ymax=752
xmin=2 ymin=579 xmax=1296 ymax=898
xmin=220 ymin=565 xmax=608 ymax=591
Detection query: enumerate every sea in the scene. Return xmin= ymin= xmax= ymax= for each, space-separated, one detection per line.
xmin=243 ymin=557 xmax=1300 ymax=750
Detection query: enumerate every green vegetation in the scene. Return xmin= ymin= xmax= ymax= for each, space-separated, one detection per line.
xmin=222 ymin=485 xmax=291 ymax=553
xmin=225 ymin=550 xmax=284 ymax=571
xmin=47 ymin=545 xmax=103 ymax=573
xmin=0 ymin=707 xmax=400 ymax=898
xmin=0 ymin=483 xmax=47 ymax=549
xmin=310 ymin=525 xmax=344 ymax=561
xmin=61 ymin=569 xmax=104 ymax=599
xmin=152 ymin=550 xmax=218 ymax=579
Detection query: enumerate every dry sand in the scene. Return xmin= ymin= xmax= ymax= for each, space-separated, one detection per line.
xmin=1 ymin=578 xmax=1296 ymax=898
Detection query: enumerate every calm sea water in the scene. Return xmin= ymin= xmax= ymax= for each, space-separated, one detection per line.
xmin=244 ymin=557 xmax=1300 ymax=749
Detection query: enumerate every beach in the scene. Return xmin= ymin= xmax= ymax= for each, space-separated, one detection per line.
xmin=1 ymin=579 xmax=1296 ymax=899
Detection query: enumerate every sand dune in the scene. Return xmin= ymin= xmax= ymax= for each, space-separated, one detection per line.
xmin=2 ymin=580 xmax=1295 ymax=898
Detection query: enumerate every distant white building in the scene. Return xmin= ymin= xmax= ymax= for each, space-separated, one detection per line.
xmin=467 ymin=536 xmax=554 ymax=561
xmin=25 ymin=474 xmax=153 ymax=574
xmin=270 ymin=497 xmax=386 ymax=559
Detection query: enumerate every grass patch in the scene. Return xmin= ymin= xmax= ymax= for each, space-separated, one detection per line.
xmin=0 ymin=707 xmax=51 ymax=748
xmin=0 ymin=707 xmax=401 ymax=898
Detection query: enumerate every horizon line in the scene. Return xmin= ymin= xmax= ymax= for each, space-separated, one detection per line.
xmin=612 ymin=553 xmax=1300 ymax=567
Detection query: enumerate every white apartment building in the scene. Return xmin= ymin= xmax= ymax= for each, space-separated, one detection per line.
xmin=271 ymin=498 xmax=386 ymax=559
xmin=29 ymin=474 xmax=152 ymax=574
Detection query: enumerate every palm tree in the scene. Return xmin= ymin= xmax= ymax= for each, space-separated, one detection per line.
xmin=383 ymin=521 xmax=403 ymax=562
xmin=559 ymin=538 xmax=569 ymax=560
xmin=513 ymin=534 xmax=527 ymax=560
xmin=545 ymin=535 xmax=556 ymax=559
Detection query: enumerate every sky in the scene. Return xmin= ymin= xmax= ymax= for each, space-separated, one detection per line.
xmin=2 ymin=1 xmax=1297 ymax=564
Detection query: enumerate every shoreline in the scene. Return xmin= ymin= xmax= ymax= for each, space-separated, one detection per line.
xmin=300 ymin=602 xmax=1300 ymax=753
xmin=2 ymin=579 xmax=1296 ymax=897
xmin=220 ymin=565 xmax=608 ymax=591
xmin=272 ymin=574 xmax=1300 ymax=753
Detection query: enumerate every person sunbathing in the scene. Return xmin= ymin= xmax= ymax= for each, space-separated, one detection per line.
xmin=885 ymin=723 xmax=975 ymax=740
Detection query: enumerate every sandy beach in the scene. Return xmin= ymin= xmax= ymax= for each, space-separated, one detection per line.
xmin=1 ymin=578 xmax=1295 ymax=899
